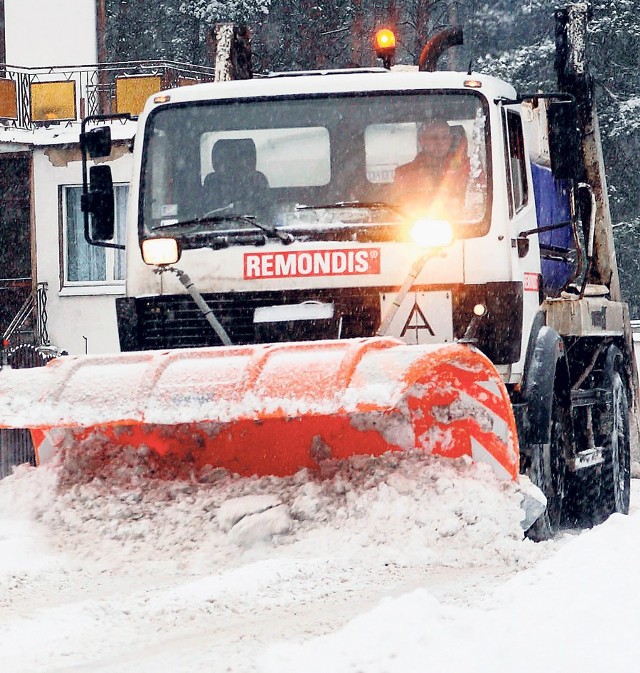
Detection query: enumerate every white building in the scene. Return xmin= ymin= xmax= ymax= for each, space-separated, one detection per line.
xmin=4 ymin=0 xmax=98 ymax=66
xmin=0 ymin=1 xmax=213 ymax=358
xmin=28 ymin=127 xmax=134 ymax=355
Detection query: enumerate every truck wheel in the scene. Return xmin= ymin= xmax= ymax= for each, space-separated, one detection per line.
xmin=526 ymin=392 xmax=569 ymax=541
xmin=596 ymin=366 xmax=631 ymax=518
xmin=574 ymin=353 xmax=633 ymax=527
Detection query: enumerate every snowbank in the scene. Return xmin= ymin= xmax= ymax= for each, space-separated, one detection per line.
xmin=0 ymin=448 xmax=550 ymax=673
xmin=264 ymin=510 xmax=640 ymax=673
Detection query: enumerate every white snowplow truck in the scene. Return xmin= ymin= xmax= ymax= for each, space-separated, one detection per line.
xmin=0 ymin=3 xmax=636 ymax=540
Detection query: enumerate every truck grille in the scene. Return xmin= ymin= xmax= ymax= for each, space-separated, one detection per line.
xmin=116 ymin=281 xmax=522 ymax=366
xmin=130 ymin=287 xmax=384 ymax=350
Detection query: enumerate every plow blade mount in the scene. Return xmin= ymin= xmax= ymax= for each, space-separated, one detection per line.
xmin=0 ymin=338 xmax=519 ymax=479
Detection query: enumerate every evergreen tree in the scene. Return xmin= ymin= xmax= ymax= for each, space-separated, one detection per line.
xmin=105 ymin=0 xmax=202 ymax=63
xmin=460 ymin=0 xmax=640 ymax=316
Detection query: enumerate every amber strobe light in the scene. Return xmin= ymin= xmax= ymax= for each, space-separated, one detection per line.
xmin=374 ymin=28 xmax=396 ymax=69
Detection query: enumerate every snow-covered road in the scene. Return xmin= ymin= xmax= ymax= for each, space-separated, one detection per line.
xmin=0 ymin=448 xmax=637 ymax=672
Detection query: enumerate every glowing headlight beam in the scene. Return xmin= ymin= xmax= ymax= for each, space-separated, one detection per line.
xmin=142 ymin=237 xmax=180 ymax=266
xmin=410 ymin=218 xmax=454 ymax=248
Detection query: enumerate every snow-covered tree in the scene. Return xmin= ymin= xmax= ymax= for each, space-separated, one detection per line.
xmin=105 ymin=0 xmax=202 ymax=63
xmin=458 ymin=0 xmax=640 ymax=315
xmin=180 ymin=0 xmax=271 ymax=23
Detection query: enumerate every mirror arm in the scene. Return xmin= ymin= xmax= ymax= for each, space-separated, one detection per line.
xmin=495 ymin=92 xmax=577 ymax=106
xmin=519 ymin=220 xmax=573 ymax=239
xmin=515 ymin=220 xmax=573 ymax=259
xmin=82 ymin=209 xmax=124 ymax=250
xmin=81 ymin=194 xmax=124 ymax=250
xmin=80 ymin=114 xmax=133 ymax=250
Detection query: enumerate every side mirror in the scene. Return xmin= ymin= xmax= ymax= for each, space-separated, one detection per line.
xmin=81 ymin=126 xmax=112 ymax=159
xmin=81 ymin=165 xmax=115 ymax=241
xmin=548 ymin=100 xmax=581 ymax=181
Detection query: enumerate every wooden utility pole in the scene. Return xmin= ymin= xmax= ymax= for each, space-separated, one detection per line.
xmin=95 ymin=0 xmax=109 ymax=113
xmin=214 ymin=24 xmax=236 ymax=82
xmin=0 ymin=0 xmax=6 ymax=65
xmin=96 ymin=0 xmax=107 ymax=64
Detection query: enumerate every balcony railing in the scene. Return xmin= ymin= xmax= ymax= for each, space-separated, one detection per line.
xmin=1 ymin=281 xmax=49 ymax=350
xmin=0 ymin=60 xmax=217 ymax=130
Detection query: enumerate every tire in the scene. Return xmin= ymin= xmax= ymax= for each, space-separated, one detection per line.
xmin=563 ymin=462 xmax=601 ymax=529
xmin=597 ymin=367 xmax=631 ymax=518
xmin=526 ymin=392 xmax=569 ymax=541
xmin=571 ymin=352 xmax=633 ymax=527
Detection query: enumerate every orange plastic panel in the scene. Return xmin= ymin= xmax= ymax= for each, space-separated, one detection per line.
xmin=115 ymin=75 xmax=162 ymax=115
xmin=0 ymin=79 xmax=17 ymax=119
xmin=30 ymin=81 xmax=76 ymax=121
xmin=0 ymin=339 xmax=519 ymax=479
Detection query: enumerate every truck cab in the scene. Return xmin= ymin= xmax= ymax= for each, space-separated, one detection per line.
xmin=111 ymin=69 xmax=557 ymax=392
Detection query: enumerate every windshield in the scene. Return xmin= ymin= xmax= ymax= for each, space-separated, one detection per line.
xmin=140 ymin=91 xmax=491 ymax=242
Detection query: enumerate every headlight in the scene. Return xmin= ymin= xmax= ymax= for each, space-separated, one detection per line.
xmin=141 ymin=237 xmax=180 ymax=266
xmin=409 ymin=218 xmax=454 ymax=248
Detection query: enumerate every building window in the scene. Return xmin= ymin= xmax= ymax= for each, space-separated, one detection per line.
xmin=63 ymin=184 xmax=127 ymax=287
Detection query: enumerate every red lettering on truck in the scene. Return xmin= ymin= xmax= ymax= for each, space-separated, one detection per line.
xmin=523 ymin=272 xmax=540 ymax=292
xmin=244 ymin=248 xmax=381 ymax=279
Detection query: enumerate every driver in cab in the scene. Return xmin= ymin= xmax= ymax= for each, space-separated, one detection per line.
xmin=393 ymin=118 xmax=470 ymax=214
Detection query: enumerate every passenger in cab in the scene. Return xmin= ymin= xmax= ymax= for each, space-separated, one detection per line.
xmin=202 ymin=138 xmax=269 ymax=216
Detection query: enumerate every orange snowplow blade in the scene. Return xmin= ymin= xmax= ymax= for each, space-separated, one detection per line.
xmin=0 ymin=338 xmax=519 ymax=479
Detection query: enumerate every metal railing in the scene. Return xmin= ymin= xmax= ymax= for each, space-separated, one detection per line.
xmin=0 ymin=281 xmax=51 ymax=477
xmin=2 ymin=281 xmax=49 ymax=354
xmin=0 ymin=60 xmax=216 ymax=130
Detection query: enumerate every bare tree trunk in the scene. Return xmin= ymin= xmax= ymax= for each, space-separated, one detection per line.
xmin=448 ymin=3 xmax=461 ymax=70
xmin=213 ymin=23 xmax=253 ymax=82
xmin=414 ymin=3 xmax=431 ymax=64
xmin=351 ymin=0 xmax=364 ymax=66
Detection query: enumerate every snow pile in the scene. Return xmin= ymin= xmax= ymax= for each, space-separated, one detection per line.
xmin=0 ymin=445 xmax=534 ymax=575
xmin=0 ymin=465 xmax=67 ymax=593
xmin=0 ymin=446 xmax=553 ymax=673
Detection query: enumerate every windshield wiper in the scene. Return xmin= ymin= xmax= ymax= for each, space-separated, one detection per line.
xmin=295 ymin=200 xmax=406 ymax=217
xmin=153 ymin=214 xmax=295 ymax=244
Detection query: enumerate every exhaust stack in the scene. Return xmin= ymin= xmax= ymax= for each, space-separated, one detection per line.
xmin=418 ymin=26 xmax=463 ymax=72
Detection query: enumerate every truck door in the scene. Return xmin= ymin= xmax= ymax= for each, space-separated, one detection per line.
xmin=0 ymin=154 xmax=32 ymax=347
xmin=502 ymin=106 xmax=542 ymax=372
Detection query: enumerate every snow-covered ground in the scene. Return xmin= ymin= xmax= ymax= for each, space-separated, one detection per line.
xmin=0 ymin=446 xmax=637 ymax=673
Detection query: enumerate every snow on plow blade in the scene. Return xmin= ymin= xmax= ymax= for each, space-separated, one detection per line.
xmin=0 ymin=338 xmax=519 ymax=479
